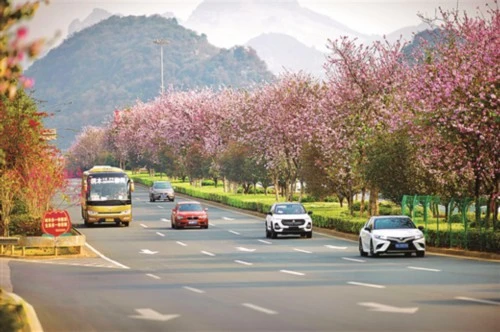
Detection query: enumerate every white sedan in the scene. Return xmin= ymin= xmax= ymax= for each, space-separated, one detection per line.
xmin=359 ymin=215 xmax=426 ymax=257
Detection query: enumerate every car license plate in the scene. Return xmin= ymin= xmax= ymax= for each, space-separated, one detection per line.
xmin=395 ymin=243 xmax=409 ymax=249
xmin=161 ymin=194 xmax=166 ymax=199
xmin=189 ymin=221 xmax=197 ymax=225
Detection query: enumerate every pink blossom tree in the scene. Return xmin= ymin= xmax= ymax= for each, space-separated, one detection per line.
xmin=320 ymin=35 xmax=410 ymax=215
xmin=408 ymin=4 xmax=499 ymax=225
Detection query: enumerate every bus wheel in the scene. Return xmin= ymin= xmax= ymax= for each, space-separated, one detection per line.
xmin=123 ymin=222 xmax=130 ymax=227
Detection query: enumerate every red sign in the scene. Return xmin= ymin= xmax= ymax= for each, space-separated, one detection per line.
xmin=42 ymin=210 xmax=72 ymax=237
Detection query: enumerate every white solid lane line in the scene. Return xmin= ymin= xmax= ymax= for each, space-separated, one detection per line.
xmin=348 ymin=281 xmax=386 ymax=289
xmin=146 ymin=274 xmax=161 ymax=280
xmin=455 ymin=297 xmax=500 ymax=305
xmin=184 ymin=286 xmax=205 ymax=294
xmin=280 ymin=269 xmax=305 ymax=276
xmin=408 ymin=266 xmax=441 ymax=272
xmin=242 ymin=303 xmax=278 ymax=315
xmin=201 ymin=250 xmax=215 ymax=256
xmin=84 ymin=243 xmax=130 ymax=269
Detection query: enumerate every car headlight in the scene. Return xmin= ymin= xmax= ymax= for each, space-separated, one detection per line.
xmin=374 ymin=234 xmax=387 ymax=240
xmin=414 ymin=233 xmax=424 ymax=240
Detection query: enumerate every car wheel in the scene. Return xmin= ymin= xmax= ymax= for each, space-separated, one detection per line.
xmin=306 ymin=232 xmax=312 ymax=239
xmin=416 ymin=251 xmax=425 ymax=257
xmin=370 ymin=240 xmax=379 ymax=257
xmin=265 ymin=223 xmax=271 ymax=238
xmin=271 ymin=226 xmax=278 ymax=239
xmin=151 ymin=196 xmax=155 ymax=202
xmin=359 ymin=239 xmax=368 ymax=257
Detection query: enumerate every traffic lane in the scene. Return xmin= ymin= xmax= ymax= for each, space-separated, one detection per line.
xmin=10 ymin=260 xmax=188 ymax=332
xmin=80 ymin=187 xmax=500 ymax=330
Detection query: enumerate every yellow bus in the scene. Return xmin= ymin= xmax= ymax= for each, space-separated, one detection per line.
xmin=81 ymin=166 xmax=134 ymax=227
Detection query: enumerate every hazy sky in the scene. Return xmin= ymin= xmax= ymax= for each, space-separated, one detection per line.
xmin=17 ymin=0 xmax=488 ymax=45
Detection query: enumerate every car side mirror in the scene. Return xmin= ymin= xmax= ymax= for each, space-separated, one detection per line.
xmin=418 ymin=226 xmax=424 ymax=231
xmin=364 ymin=226 xmax=371 ymax=232
xmin=308 ymin=211 xmax=313 ymax=215
xmin=267 ymin=212 xmax=272 ymax=216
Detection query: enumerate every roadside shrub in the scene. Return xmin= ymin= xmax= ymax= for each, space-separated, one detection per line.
xmin=0 ymin=300 xmax=24 ymax=332
xmin=324 ymin=196 xmax=339 ymax=203
xmin=9 ymin=214 xmax=42 ymax=236
xmin=201 ymin=179 xmax=215 ymax=186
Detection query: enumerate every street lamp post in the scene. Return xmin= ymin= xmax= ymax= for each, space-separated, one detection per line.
xmin=153 ymin=39 xmax=169 ymax=94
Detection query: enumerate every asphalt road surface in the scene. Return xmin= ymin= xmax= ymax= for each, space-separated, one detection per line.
xmin=6 ymin=180 xmax=500 ymax=331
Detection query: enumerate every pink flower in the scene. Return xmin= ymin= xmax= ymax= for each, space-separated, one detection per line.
xmin=17 ymin=27 xmax=28 ymax=39
xmin=20 ymin=76 xmax=35 ymax=88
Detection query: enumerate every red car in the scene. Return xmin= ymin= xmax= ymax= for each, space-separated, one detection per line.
xmin=170 ymin=201 xmax=209 ymax=229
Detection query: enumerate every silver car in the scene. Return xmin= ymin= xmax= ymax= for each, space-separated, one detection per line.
xmin=359 ymin=215 xmax=425 ymax=257
xmin=149 ymin=181 xmax=175 ymax=202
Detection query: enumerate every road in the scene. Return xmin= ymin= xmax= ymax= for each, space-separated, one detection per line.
xmin=5 ymin=180 xmax=500 ymax=331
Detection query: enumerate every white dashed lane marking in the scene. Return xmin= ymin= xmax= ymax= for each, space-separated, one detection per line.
xmin=348 ymin=281 xmax=385 ymax=289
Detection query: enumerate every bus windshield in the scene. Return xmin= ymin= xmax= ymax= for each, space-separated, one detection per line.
xmin=88 ymin=175 xmax=129 ymax=201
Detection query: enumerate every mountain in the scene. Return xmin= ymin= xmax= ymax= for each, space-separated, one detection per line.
xmin=246 ymin=33 xmax=327 ymax=78
xmin=184 ymin=0 xmax=368 ymax=52
xmin=25 ymin=15 xmax=275 ymax=150
xmin=68 ymin=8 xmax=115 ymax=36
xmin=386 ymin=22 xmax=430 ymax=43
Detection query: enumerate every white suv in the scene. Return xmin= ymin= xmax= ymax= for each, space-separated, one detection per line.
xmin=265 ymin=202 xmax=313 ymax=239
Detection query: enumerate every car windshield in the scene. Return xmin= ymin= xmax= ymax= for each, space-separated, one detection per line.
xmin=154 ymin=182 xmax=172 ymax=189
xmin=178 ymin=204 xmax=203 ymax=212
xmin=374 ymin=218 xmax=416 ymax=230
xmin=274 ymin=204 xmax=305 ymax=214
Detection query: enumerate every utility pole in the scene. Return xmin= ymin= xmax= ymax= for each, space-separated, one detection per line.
xmin=153 ymin=39 xmax=169 ymax=94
